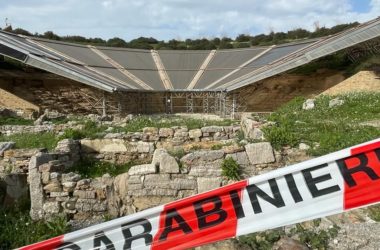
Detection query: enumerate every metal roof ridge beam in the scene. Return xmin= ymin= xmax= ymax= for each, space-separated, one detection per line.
xmin=187 ymin=50 xmax=216 ymax=90
xmin=205 ymin=46 xmax=275 ymax=90
xmin=151 ymin=49 xmax=173 ymax=90
xmin=88 ymin=45 xmax=153 ymax=90
xmin=27 ymin=39 xmax=137 ymax=90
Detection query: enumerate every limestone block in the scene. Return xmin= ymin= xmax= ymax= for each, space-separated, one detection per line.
xmin=128 ymin=164 xmax=157 ymax=175
xmin=62 ymin=172 xmax=81 ymax=182
xmin=181 ymin=150 xmax=224 ymax=165
xmin=127 ymin=175 xmax=141 ymax=185
xmin=114 ymin=173 xmax=130 ymax=197
xmin=188 ymin=162 xmax=223 ymax=177
xmin=76 ymin=179 xmax=91 ymax=188
xmin=73 ymin=190 xmax=96 ymax=199
xmin=144 ymin=174 xmax=171 ymax=188
xmin=170 ymin=178 xmax=197 ymax=190
xmin=50 ymin=192 xmax=69 ymax=198
xmin=62 ymin=181 xmax=77 ymax=192
xmin=152 ymin=148 xmax=167 ymax=166
xmin=159 ymin=128 xmax=174 ymax=138
xmin=43 ymin=182 xmax=62 ymax=193
xmin=189 ymin=129 xmax=202 ymax=139
xmin=143 ymin=127 xmax=159 ymax=135
xmin=197 ymin=177 xmax=222 ymax=193
xmin=137 ymin=141 xmax=154 ymax=153
xmin=201 ymin=126 xmax=223 ymax=133
xmin=159 ymin=153 xmax=180 ymax=173
xmin=43 ymin=201 xmax=60 ymax=214
xmin=226 ymin=151 xmax=250 ymax=166
xmin=245 ymin=142 xmax=275 ymax=165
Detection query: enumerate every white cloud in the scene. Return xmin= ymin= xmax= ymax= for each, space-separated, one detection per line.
xmin=0 ymin=0 xmax=378 ymax=41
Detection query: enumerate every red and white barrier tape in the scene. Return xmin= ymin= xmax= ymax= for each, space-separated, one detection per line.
xmin=19 ymin=138 xmax=380 ymax=250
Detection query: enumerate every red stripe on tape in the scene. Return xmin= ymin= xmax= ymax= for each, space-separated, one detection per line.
xmin=351 ymin=140 xmax=380 ymax=155
xmin=18 ymin=235 xmax=64 ymax=250
xmin=152 ymin=180 xmax=247 ymax=250
xmin=343 ymin=150 xmax=380 ymax=210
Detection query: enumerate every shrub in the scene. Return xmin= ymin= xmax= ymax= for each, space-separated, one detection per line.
xmin=221 ymin=157 xmax=241 ymax=181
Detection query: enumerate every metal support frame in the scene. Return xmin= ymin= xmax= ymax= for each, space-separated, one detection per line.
xmin=114 ymin=90 xmax=244 ymax=116
xmin=186 ymin=93 xmax=194 ymax=113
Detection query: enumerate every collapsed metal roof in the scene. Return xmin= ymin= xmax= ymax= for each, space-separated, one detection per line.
xmin=0 ymin=17 xmax=379 ymax=93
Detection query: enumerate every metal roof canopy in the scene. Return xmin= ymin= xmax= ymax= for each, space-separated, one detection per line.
xmin=0 ymin=17 xmax=379 ymax=93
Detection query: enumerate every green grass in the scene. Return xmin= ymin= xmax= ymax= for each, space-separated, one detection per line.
xmin=263 ymin=93 xmax=380 ymax=155
xmin=68 ymin=158 xmax=135 ymax=178
xmin=0 ymin=117 xmax=33 ymax=126
xmin=0 ymin=205 xmax=70 ymax=249
xmin=0 ymin=132 xmax=59 ymax=150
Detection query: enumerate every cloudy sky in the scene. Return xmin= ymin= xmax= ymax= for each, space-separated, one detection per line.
xmin=0 ymin=0 xmax=379 ymax=41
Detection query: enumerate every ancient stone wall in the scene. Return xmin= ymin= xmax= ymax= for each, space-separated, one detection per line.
xmin=28 ymin=139 xmax=281 ymax=224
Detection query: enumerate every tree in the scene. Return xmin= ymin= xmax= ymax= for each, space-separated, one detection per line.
xmin=107 ymin=37 xmax=128 ymax=47
xmin=12 ymin=28 xmax=32 ymax=36
xmin=236 ymin=34 xmax=251 ymax=42
xmin=3 ymin=25 xmax=12 ymax=32
xmin=219 ymin=37 xmax=233 ymax=49
xmin=42 ymin=31 xmax=60 ymax=40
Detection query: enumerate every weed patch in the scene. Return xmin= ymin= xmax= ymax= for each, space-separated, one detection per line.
xmin=0 ymin=205 xmax=70 ymax=249
xmin=368 ymin=204 xmax=380 ymax=222
xmin=68 ymin=158 xmax=134 ymax=178
xmin=0 ymin=132 xmax=59 ymax=150
xmin=167 ymin=148 xmax=186 ymax=159
xmin=221 ymin=157 xmax=241 ymax=181
xmin=0 ymin=117 xmax=33 ymax=126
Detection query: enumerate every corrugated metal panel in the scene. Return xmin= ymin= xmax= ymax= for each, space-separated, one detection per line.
xmin=195 ymin=48 xmax=267 ymax=89
xmin=216 ymin=42 xmax=316 ymax=88
xmin=100 ymin=48 xmax=165 ymax=90
xmin=158 ymin=50 xmax=210 ymax=89
xmin=32 ymin=40 xmax=141 ymax=89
